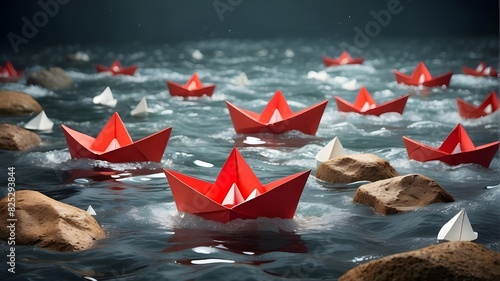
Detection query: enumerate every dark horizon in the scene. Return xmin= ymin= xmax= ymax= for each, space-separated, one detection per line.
xmin=0 ymin=0 xmax=499 ymax=55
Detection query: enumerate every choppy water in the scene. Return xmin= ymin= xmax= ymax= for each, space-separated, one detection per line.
xmin=1 ymin=37 xmax=499 ymax=280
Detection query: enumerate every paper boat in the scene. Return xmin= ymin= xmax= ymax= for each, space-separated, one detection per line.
xmin=233 ymin=72 xmax=249 ymax=86
xmin=96 ymin=59 xmax=138 ymax=76
xmin=93 ymin=86 xmax=117 ymax=108
xmin=437 ymin=209 xmax=477 ymax=241
xmin=0 ymin=61 xmax=23 ymax=83
xmin=130 ymin=97 xmax=148 ymax=117
xmin=226 ymin=90 xmax=328 ymax=135
xmin=394 ymin=61 xmax=452 ymax=87
xmin=315 ymin=137 xmax=346 ymax=168
xmin=322 ymin=51 xmax=364 ymax=66
xmin=61 ymin=112 xmax=172 ymax=163
xmin=167 ymin=73 xmax=216 ymax=97
xmin=335 ymin=87 xmax=409 ymax=116
xmin=462 ymin=62 xmax=498 ymax=78
xmin=456 ymin=91 xmax=499 ymax=119
xmin=402 ymin=123 xmax=499 ymax=167
xmin=24 ymin=111 xmax=54 ymax=131
xmin=164 ymin=147 xmax=311 ymax=223
xmin=86 ymin=205 xmax=97 ymax=216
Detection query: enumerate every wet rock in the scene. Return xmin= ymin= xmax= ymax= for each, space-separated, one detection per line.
xmin=353 ymin=174 xmax=454 ymax=215
xmin=0 ymin=190 xmax=106 ymax=252
xmin=339 ymin=241 xmax=500 ymax=281
xmin=315 ymin=154 xmax=398 ymax=183
xmin=0 ymin=90 xmax=43 ymax=116
xmin=0 ymin=124 xmax=41 ymax=151
xmin=26 ymin=67 xmax=73 ymax=90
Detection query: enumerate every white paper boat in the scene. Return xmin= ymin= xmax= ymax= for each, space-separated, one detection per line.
xmin=233 ymin=72 xmax=249 ymax=86
xmin=93 ymin=86 xmax=117 ymax=108
xmin=315 ymin=137 xmax=347 ymax=168
xmin=437 ymin=209 xmax=477 ymax=241
xmin=86 ymin=205 xmax=97 ymax=216
xmin=130 ymin=97 xmax=148 ymax=117
xmin=24 ymin=111 xmax=54 ymax=131
xmin=341 ymin=79 xmax=358 ymax=90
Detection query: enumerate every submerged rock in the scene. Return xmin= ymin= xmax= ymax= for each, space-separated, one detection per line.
xmin=339 ymin=241 xmax=500 ymax=281
xmin=315 ymin=154 xmax=398 ymax=183
xmin=353 ymin=174 xmax=454 ymax=215
xmin=0 ymin=90 xmax=43 ymax=116
xmin=0 ymin=190 xmax=106 ymax=252
xmin=26 ymin=67 xmax=73 ymax=90
xmin=0 ymin=124 xmax=41 ymax=151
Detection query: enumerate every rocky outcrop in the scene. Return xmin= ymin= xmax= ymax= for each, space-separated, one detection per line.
xmin=26 ymin=67 xmax=73 ymax=90
xmin=339 ymin=241 xmax=500 ymax=281
xmin=0 ymin=124 xmax=41 ymax=151
xmin=0 ymin=90 xmax=43 ymax=116
xmin=0 ymin=190 xmax=105 ymax=252
xmin=353 ymin=174 xmax=454 ymax=215
xmin=315 ymin=154 xmax=399 ymax=183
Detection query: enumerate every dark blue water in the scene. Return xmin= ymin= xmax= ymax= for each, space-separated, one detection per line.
xmin=1 ymin=37 xmax=499 ymax=280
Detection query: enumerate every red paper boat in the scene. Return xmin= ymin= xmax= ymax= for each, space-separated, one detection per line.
xmin=462 ymin=62 xmax=499 ymax=78
xmin=164 ymin=147 xmax=311 ymax=223
xmin=226 ymin=90 xmax=328 ymax=135
xmin=61 ymin=112 xmax=172 ymax=163
xmin=335 ymin=87 xmax=409 ymax=116
xmin=0 ymin=61 xmax=23 ymax=83
xmin=166 ymin=73 xmax=216 ymax=97
xmin=456 ymin=91 xmax=499 ymax=119
xmin=96 ymin=59 xmax=138 ymax=76
xmin=394 ymin=61 xmax=453 ymax=87
xmin=403 ymin=124 xmax=499 ymax=167
xmin=322 ymin=51 xmax=364 ymax=66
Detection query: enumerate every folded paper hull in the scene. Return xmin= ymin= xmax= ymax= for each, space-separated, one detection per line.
xmin=62 ymin=125 xmax=172 ymax=163
xmin=322 ymin=56 xmax=364 ymax=66
xmin=164 ymin=169 xmax=310 ymax=223
xmin=456 ymin=94 xmax=499 ymax=119
xmin=335 ymin=95 xmax=409 ymax=116
xmin=96 ymin=65 xmax=138 ymax=76
xmin=403 ymin=137 xmax=499 ymax=167
xmin=462 ymin=66 xmax=498 ymax=78
xmin=394 ymin=71 xmax=452 ymax=87
xmin=167 ymin=81 xmax=216 ymax=97
xmin=226 ymin=100 xmax=328 ymax=135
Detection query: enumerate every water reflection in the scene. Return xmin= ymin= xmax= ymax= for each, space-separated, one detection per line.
xmin=233 ymin=133 xmax=322 ymax=150
xmin=163 ymin=228 xmax=307 ymax=265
